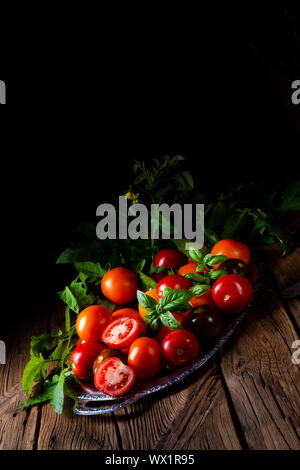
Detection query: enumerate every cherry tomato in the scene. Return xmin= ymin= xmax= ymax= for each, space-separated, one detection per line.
xmin=76 ymin=337 xmax=86 ymax=346
xmin=178 ymin=262 xmax=207 ymax=276
xmin=161 ymin=330 xmax=200 ymax=367
xmin=189 ymin=288 xmax=216 ymax=309
xmin=93 ymin=348 xmax=125 ymax=375
xmin=211 ymin=239 xmax=250 ymax=266
xmin=76 ymin=305 xmax=113 ymax=343
xmin=155 ymin=313 xmax=185 ymax=343
xmin=212 ymin=274 xmax=253 ymax=314
xmin=101 ymin=316 xmax=141 ymax=349
xmin=156 ymin=274 xmax=191 ymax=299
xmin=128 ymin=337 xmax=162 ymax=378
xmin=138 ymin=288 xmax=159 ymax=320
xmin=218 ymin=258 xmax=250 ymax=279
xmin=112 ymin=308 xmax=144 ymax=324
xmin=151 ymin=272 xmax=166 ymax=283
xmin=153 ymin=249 xmax=186 ymax=269
xmin=101 ymin=267 xmax=139 ymax=305
xmin=185 ymin=305 xmax=224 ymax=340
xmin=71 ymin=343 xmax=105 ymax=381
xmin=94 ymin=357 xmax=136 ymax=396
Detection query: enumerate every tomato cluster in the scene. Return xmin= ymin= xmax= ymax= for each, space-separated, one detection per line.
xmin=71 ymin=239 xmax=257 ymax=397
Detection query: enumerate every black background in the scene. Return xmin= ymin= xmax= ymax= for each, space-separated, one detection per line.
xmin=1 ymin=1 xmax=299 ymax=318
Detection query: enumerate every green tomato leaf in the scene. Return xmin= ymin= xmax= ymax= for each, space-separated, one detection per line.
xmin=75 ymin=261 xmax=107 ymax=283
xmin=49 ymin=371 xmax=65 ymax=414
xmin=22 ymin=355 xmax=51 ymax=395
xmin=138 ymin=272 xmax=158 ymax=291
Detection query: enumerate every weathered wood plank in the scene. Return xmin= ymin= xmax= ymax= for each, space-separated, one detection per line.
xmin=0 ymin=304 xmax=50 ymax=450
xmin=266 ymin=246 xmax=300 ymax=328
xmin=36 ymin=303 xmax=120 ymax=450
xmin=114 ymin=361 xmax=242 ymax=450
xmin=219 ymin=285 xmax=300 ymax=450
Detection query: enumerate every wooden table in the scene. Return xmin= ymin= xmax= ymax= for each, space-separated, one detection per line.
xmin=1 ymin=247 xmax=300 ymax=450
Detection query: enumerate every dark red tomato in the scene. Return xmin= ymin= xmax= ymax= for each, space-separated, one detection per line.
xmin=218 ymin=258 xmax=250 ymax=279
xmin=177 ymin=262 xmax=208 ymax=276
xmin=212 ymin=274 xmax=253 ymax=314
xmin=101 ymin=316 xmax=141 ymax=349
xmin=101 ymin=267 xmax=139 ymax=305
xmin=161 ymin=330 xmax=200 ymax=367
xmin=157 ymin=274 xmax=191 ymax=299
xmin=94 ymin=357 xmax=136 ymax=396
xmin=76 ymin=305 xmax=113 ymax=343
xmin=71 ymin=343 xmax=105 ymax=381
xmin=153 ymin=249 xmax=186 ymax=269
xmin=185 ymin=305 xmax=224 ymax=340
xmin=128 ymin=337 xmax=162 ymax=378
xmin=155 ymin=313 xmax=186 ymax=343
xmin=248 ymin=260 xmax=259 ymax=284
xmin=112 ymin=308 xmax=144 ymax=324
xmin=151 ymin=272 xmax=166 ymax=283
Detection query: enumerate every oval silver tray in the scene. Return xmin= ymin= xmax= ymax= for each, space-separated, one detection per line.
xmin=70 ymin=279 xmax=262 ymax=415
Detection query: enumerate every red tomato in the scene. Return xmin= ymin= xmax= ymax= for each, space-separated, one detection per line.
xmin=212 ymin=274 xmax=253 ymax=314
xmin=178 ymin=262 xmax=207 ymax=276
xmin=101 ymin=267 xmax=139 ymax=305
xmin=151 ymin=272 xmax=166 ymax=283
xmin=189 ymin=289 xmax=216 ymax=309
xmin=71 ymin=343 xmax=105 ymax=381
xmin=76 ymin=337 xmax=86 ymax=346
xmin=112 ymin=308 xmax=144 ymax=324
xmin=94 ymin=357 xmax=136 ymax=396
xmin=211 ymin=239 xmax=250 ymax=266
xmin=156 ymin=274 xmax=191 ymax=299
xmin=128 ymin=337 xmax=162 ymax=378
xmin=153 ymin=249 xmax=186 ymax=269
xmin=161 ymin=330 xmax=200 ymax=367
xmin=101 ymin=316 xmax=141 ymax=349
xmin=76 ymin=305 xmax=113 ymax=343
xmin=155 ymin=313 xmax=185 ymax=343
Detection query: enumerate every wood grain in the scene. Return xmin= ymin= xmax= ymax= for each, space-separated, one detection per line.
xmin=219 ymin=285 xmax=300 ymax=449
xmin=36 ymin=304 xmax=120 ymax=450
xmin=114 ymin=361 xmax=242 ymax=450
xmin=267 ymin=246 xmax=300 ymax=328
xmin=0 ymin=304 xmax=50 ymax=450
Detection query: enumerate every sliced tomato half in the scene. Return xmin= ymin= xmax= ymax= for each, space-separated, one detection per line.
xmin=101 ymin=316 xmax=141 ymax=349
xmin=94 ymin=357 xmax=136 ymax=396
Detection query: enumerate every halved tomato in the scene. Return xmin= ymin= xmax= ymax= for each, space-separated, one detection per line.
xmin=94 ymin=357 xmax=136 ymax=396
xmin=101 ymin=316 xmax=141 ymax=349
xmin=112 ymin=308 xmax=144 ymax=324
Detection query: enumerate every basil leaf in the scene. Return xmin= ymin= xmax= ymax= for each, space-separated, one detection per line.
xmin=137 ymin=290 xmax=158 ymax=310
xmin=184 ymin=272 xmax=207 ymax=283
xmin=188 ymin=249 xmax=203 ymax=263
xmin=159 ymin=287 xmax=193 ymax=313
xmin=203 ymin=253 xmax=213 ymax=264
xmin=207 ymin=255 xmax=227 ymax=266
xmin=160 ymin=311 xmax=183 ymax=330
xmin=144 ymin=310 xmax=161 ymax=336
xmin=210 ymin=269 xmax=228 ymax=280
xmin=191 ymin=284 xmax=211 ymax=296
